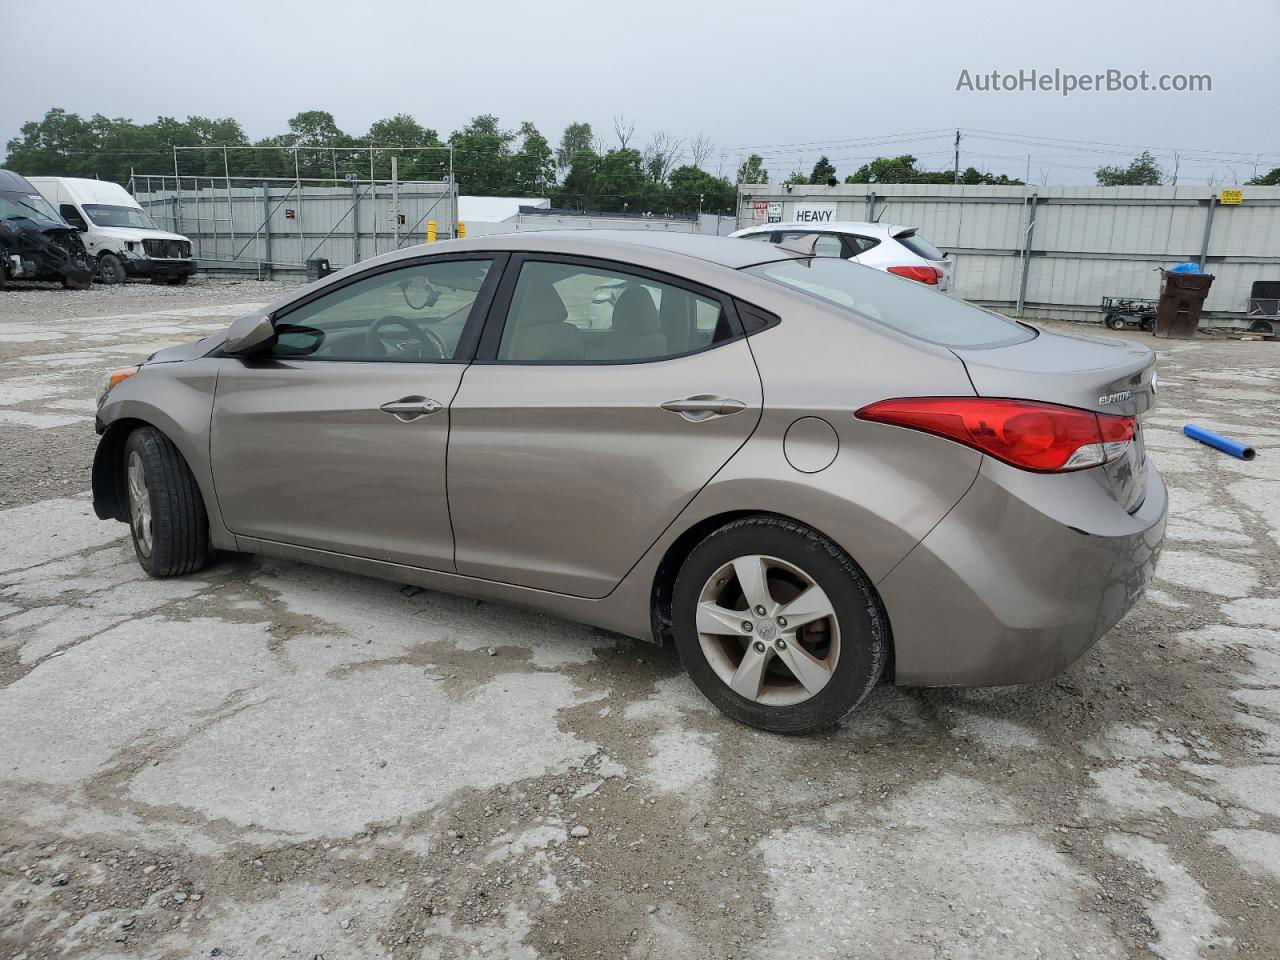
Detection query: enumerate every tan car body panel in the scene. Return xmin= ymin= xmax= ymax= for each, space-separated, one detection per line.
xmin=96 ymin=230 xmax=1167 ymax=687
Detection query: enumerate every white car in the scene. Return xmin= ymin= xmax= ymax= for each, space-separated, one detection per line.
xmin=27 ymin=177 xmax=195 ymax=285
xmin=730 ymin=221 xmax=952 ymax=292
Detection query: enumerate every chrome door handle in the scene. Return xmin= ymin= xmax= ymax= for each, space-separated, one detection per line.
xmin=660 ymin=395 xmax=747 ymax=421
xmin=379 ymin=395 xmax=441 ymax=422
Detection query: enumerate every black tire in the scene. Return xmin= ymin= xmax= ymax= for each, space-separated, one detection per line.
xmin=670 ymin=516 xmax=888 ymax=735
xmin=168 ymin=274 xmax=190 ymax=286
xmin=61 ymin=272 xmax=92 ymax=290
xmin=123 ymin=426 xmax=209 ymax=577
xmin=1106 ymin=314 xmax=1127 ymax=330
xmin=98 ymin=253 xmax=127 ymax=284
xmin=1248 ymin=319 xmax=1275 ymax=335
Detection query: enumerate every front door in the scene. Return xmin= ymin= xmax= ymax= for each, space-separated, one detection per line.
xmin=211 ymin=254 xmax=502 ymax=570
xmin=448 ymin=255 xmax=763 ymax=598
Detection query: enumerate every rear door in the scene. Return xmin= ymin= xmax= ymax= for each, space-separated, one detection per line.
xmin=447 ymin=254 xmax=763 ymax=598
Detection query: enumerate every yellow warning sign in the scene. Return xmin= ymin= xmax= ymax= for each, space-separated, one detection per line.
xmin=1221 ymin=189 xmax=1243 ymax=205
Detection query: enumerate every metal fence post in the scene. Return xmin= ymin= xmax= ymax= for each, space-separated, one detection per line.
xmin=260 ymin=182 xmax=273 ymax=279
xmin=391 ymin=156 xmax=401 ymax=248
xmin=1016 ymin=194 xmax=1039 ymax=317
xmin=1199 ymin=194 xmax=1218 ymax=271
xmin=351 ymin=178 xmax=361 ymax=264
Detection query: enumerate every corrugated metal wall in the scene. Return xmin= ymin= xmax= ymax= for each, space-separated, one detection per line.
xmin=131 ymin=177 xmax=457 ymax=272
xmin=738 ymin=184 xmax=1280 ymax=324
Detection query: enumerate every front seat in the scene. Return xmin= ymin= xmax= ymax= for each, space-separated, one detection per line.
xmin=592 ymin=286 xmax=667 ymax=361
xmin=504 ymin=276 xmax=582 ymax=362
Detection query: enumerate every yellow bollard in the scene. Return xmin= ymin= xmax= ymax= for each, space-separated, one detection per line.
xmin=427 ymin=220 xmax=437 ymax=243
xmin=457 ymin=221 xmax=466 ymax=239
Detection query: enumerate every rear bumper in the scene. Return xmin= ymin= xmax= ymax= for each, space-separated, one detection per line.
xmin=878 ymin=458 xmax=1167 ymax=687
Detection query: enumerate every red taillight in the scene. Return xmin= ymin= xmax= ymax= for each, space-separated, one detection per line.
xmin=886 ymin=265 xmax=942 ymax=285
xmin=856 ymin=397 xmax=1136 ymax=473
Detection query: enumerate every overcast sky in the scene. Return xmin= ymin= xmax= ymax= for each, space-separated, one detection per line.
xmin=6 ymin=0 xmax=1278 ymax=185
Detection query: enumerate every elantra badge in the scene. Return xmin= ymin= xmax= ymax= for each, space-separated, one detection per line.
xmin=1098 ymin=390 xmax=1132 ymax=405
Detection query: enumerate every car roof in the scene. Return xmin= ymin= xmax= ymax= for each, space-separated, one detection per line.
xmin=737 ymin=220 xmax=912 ymax=237
xmin=375 ymin=229 xmax=810 ymax=271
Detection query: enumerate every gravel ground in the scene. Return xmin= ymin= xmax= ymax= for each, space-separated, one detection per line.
xmin=0 ymin=278 xmax=1278 ymax=960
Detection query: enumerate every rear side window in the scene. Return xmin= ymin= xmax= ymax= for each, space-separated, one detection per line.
xmin=895 ymin=231 xmax=945 ymax=261
xmin=746 ymin=257 xmax=1032 ymax=349
xmin=779 ymin=231 xmax=844 ymax=258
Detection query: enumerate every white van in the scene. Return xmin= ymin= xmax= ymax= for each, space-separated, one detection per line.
xmin=27 ymin=177 xmax=195 ymax=285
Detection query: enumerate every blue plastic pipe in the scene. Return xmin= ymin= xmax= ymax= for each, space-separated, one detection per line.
xmin=1183 ymin=424 xmax=1257 ymax=461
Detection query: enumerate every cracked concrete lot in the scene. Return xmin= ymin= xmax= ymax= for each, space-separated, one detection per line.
xmin=1 ymin=278 xmax=1278 ymax=959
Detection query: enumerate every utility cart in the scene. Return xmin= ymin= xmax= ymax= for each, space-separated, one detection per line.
xmin=1100 ymin=295 xmax=1158 ymax=331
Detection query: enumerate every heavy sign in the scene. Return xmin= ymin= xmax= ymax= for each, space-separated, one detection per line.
xmin=791 ymin=202 xmax=837 ymax=224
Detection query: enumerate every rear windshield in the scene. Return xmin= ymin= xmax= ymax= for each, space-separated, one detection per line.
xmin=895 ymin=231 xmax=945 ymax=261
xmin=745 ymin=257 xmax=1034 ymax=349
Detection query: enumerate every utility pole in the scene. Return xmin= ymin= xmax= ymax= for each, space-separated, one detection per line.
xmin=953 ymin=129 xmax=961 ymax=184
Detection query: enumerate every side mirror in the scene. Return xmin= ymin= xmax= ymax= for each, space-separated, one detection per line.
xmin=223 ymin=311 xmax=275 ymax=356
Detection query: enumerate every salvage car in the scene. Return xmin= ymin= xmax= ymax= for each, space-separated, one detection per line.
xmin=730 ymin=220 xmax=953 ymax=291
xmin=28 ymin=176 xmax=195 ymax=285
xmin=92 ymin=231 xmax=1167 ymax=734
xmin=0 ymin=169 xmax=93 ymax=290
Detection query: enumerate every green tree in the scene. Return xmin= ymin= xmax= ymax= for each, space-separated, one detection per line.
xmin=556 ymin=122 xmax=594 ymax=174
xmin=450 ymin=114 xmax=515 ymax=196
xmin=1247 ymin=167 xmax=1280 ymax=185
xmin=845 ymin=154 xmax=1020 ymax=185
xmin=783 ymin=170 xmax=808 ymax=186
xmin=509 ymin=122 xmax=555 ymax=195
xmin=736 ymin=154 xmax=768 ymax=184
xmin=1095 ymin=151 xmax=1163 ymax=186
xmin=809 ymin=155 xmax=837 ymax=184
xmin=594 ymin=148 xmax=652 ymax=211
xmin=667 ymin=165 xmax=735 ymax=216
xmin=365 ymin=114 xmax=445 ymax=180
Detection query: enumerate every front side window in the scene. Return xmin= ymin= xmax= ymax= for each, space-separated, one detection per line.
xmin=746 ymin=257 xmax=1033 ymax=349
xmin=82 ymin=204 xmax=158 ymax=230
xmin=272 ymin=258 xmax=494 ymax=361
xmin=496 ymin=260 xmax=732 ymax=363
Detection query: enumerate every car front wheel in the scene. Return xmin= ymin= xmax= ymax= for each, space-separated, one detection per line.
xmin=123 ymin=426 xmax=209 ymax=576
xmin=671 ymin=516 xmax=888 ymax=734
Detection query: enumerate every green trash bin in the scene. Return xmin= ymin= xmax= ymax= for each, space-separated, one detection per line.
xmin=1153 ymin=271 xmax=1214 ymax=339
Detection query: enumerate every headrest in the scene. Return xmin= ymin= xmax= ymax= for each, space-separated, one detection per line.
xmin=518 ymin=276 xmax=568 ymax=325
xmin=612 ymin=286 xmax=660 ymax=336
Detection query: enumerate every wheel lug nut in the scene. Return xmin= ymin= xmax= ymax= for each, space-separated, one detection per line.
xmin=777 ymin=617 xmax=788 ymax=627
xmin=753 ymin=641 xmax=766 ymax=653
xmin=742 ymin=621 xmax=753 ymax=633
xmin=776 ymin=638 xmax=787 ymax=650
xmin=754 ymin=605 xmax=766 ymax=616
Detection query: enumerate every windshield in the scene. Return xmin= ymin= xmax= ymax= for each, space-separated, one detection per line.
xmin=83 ymin=203 xmax=158 ymax=229
xmin=746 ymin=257 xmax=1034 ymax=349
xmin=0 ymin=191 xmax=62 ymax=223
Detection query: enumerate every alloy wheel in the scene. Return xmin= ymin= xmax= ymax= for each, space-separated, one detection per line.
xmin=695 ymin=554 xmax=840 ymax=706
xmin=127 ymin=450 xmax=153 ymax=557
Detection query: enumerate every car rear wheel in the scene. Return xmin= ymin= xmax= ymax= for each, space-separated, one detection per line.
xmin=123 ymin=426 xmax=209 ymax=577
xmin=1105 ymin=314 xmax=1127 ymax=330
xmin=99 ymin=253 xmax=127 ymax=284
xmin=671 ymin=516 xmax=888 ymax=734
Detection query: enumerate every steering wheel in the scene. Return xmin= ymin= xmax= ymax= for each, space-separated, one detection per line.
xmin=365 ymin=314 xmax=448 ymax=360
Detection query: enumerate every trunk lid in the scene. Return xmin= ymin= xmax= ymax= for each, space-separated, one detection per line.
xmin=951 ymin=326 xmax=1157 ymax=512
